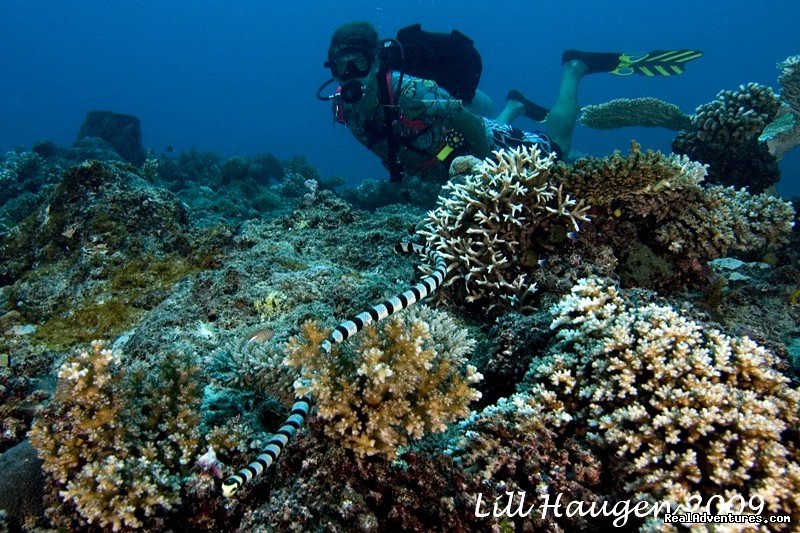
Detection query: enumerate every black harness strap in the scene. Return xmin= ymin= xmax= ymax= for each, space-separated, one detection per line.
xmin=377 ymin=70 xmax=405 ymax=183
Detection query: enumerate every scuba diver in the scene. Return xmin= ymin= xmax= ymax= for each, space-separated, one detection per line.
xmin=317 ymin=21 xmax=702 ymax=183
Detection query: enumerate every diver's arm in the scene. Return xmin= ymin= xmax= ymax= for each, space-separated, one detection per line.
xmin=399 ymin=74 xmax=491 ymax=160
xmin=450 ymin=107 xmax=491 ymax=159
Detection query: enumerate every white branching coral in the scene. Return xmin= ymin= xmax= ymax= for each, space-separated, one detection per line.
xmin=420 ymin=145 xmax=590 ymax=310
xmin=284 ymin=305 xmax=481 ymax=458
xmin=524 ymin=277 xmax=800 ymax=521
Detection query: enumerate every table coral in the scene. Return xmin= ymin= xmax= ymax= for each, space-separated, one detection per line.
xmin=761 ymin=55 xmax=800 ymax=160
xmin=760 ymin=110 xmax=800 ymax=160
xmin=580 ymin=97 xmax=691 ymax=131
xmin=523 ymin=277 xmax=800 ymax=523
xmin=284 ymin=305 xmax=481 ymax=458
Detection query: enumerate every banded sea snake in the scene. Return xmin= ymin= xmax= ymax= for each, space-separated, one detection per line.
xmin=222 ymin=242 xmax=449 ymax=497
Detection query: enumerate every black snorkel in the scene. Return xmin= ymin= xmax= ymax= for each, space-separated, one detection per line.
xmin=316 ymin=78 xmax=337 ymax=101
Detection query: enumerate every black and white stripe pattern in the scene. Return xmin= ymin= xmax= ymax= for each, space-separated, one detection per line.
xmin=222 ymin=243 xmax=448 ymax=497
xmin=321 ymin=243 xmax=448 ymax=354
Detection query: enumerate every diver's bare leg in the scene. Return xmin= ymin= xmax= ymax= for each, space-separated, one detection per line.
xmin=546 ymin=59 xmax=589 ymax=158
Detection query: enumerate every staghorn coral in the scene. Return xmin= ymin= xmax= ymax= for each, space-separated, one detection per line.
xmin=580 ymin=97 xmax=691 ymax=131
xmin=284 ymin=305 xmax=481 ymax=458
xmin=420 ymin=145 xmax=590 ymax=311
xmin=29 ymin=341 xmax=204 ymax=531
xmin=522 ymin=277 xmax=800 ymax=524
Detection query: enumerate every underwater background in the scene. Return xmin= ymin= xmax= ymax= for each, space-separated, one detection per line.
xmin=1 ymin=0 xmax=799 ymax=194
xmin=2 ymin=1 xmax=800 ymax=532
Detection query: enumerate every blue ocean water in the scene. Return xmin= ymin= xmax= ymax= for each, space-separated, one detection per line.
xmin=1 ymin=0 xmax=798 ymax=194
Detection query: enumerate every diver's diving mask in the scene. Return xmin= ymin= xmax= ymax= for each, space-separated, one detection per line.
xmin=325 ymin=49 xmax=373 ymax=81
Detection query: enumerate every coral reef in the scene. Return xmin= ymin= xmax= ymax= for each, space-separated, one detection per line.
xmin=778 ymin=54 xmax=800 ymax=116
xmin=761 ymin=54 xmax=800 ymax=160
xmin=219 ymin=156 xmax=251 ymax=184
xmin=4 ymin=123 xmax=799 ymax=530
xmin=522 ymin=277 xmax=800 ymax=522
xmin=29 ymin=341 xmax=205 ymax=531
xmin=341 ymin=175 xmax=444 ymax=211
xmin=420 ymin=145 xmax=590 ymax=311
xmin=284 ymin=305 xmax=481 ymax=458
xmin=0 ymin=160 xmax=235 ymax=355
xmin=447 ymin=396 xmax=606 ymax=532
xmin=241 ymin=417 xmax=485 ymax=532
xmin=652 ymin=184 xmax=795 ymax=259
xmin=672 ymin=83 xmax=782 ymax=191
xmin=580 ymin=97 xmax=691 ymax=131
xmin=0 ymin=150 xmax=64 ymax=233
xmin=156 ymin=148 xmax=223 ymax=185
xmin=551 ymin=143 xmax=795 ymax=288
xmin=3 ymin=160 xmax=190 ymax=275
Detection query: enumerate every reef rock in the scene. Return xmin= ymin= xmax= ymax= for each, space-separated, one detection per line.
xmin=76 ymin=110 xmax=147 ymax=165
